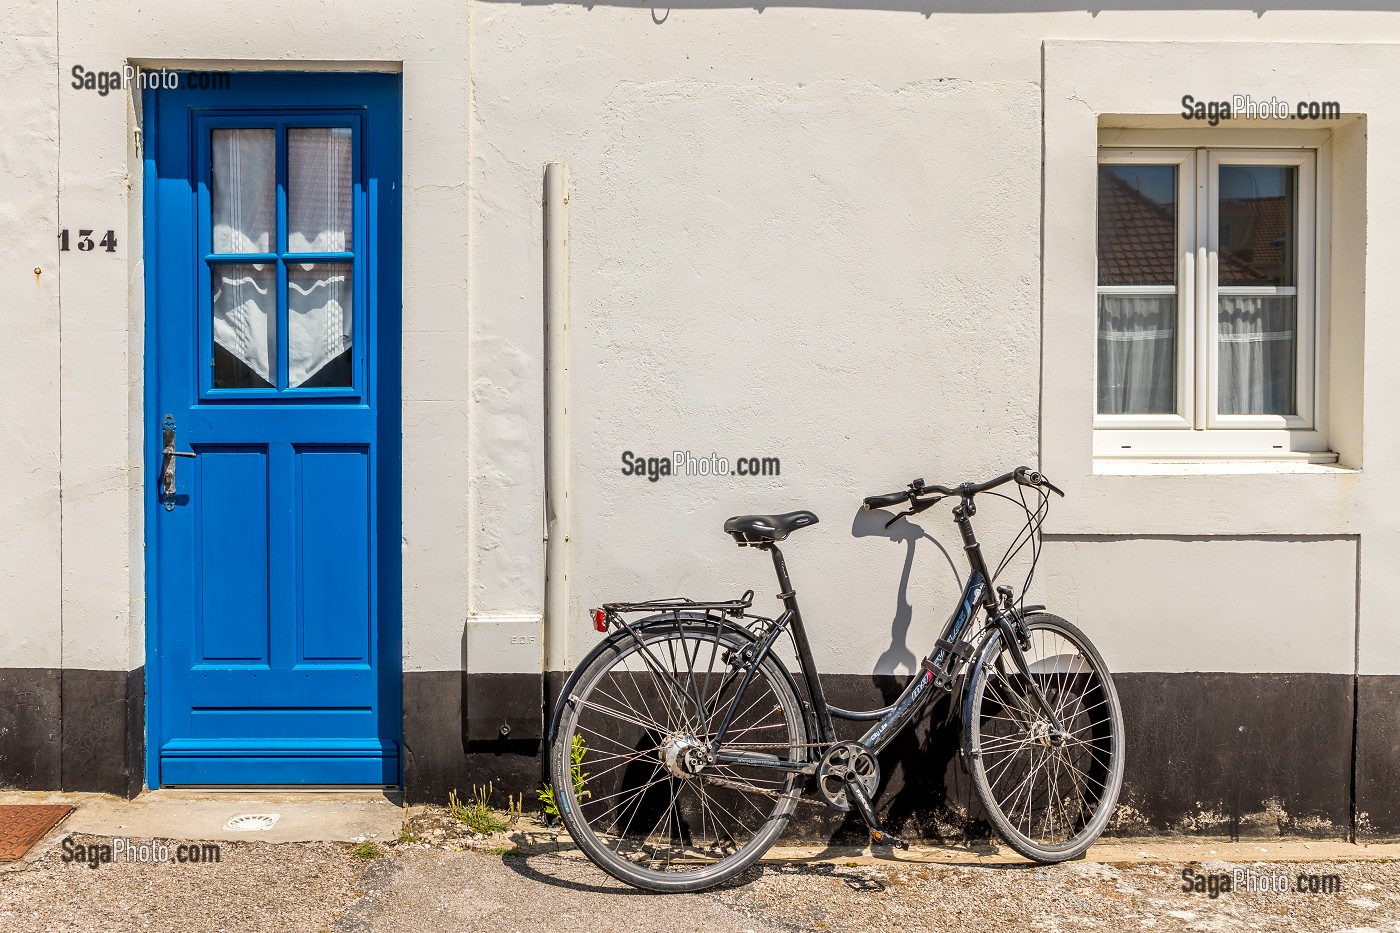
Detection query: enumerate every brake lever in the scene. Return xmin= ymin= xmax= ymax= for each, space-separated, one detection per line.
xmin=883 ymin=508 xmax=914 ymax=530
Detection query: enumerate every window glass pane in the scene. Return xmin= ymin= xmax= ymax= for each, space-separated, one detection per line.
xmin=1097 ymin=294 xmax=1177 ymax=415
xmin=288 ymin=128 xmax=353 ymax=253
xmin=1218 ymin=295 xmax=1296 ymax=415
xmin=1097 ymin=164 xmax=1177 ymax=286
xmin=211 ymin=129 xmax=275 ymax=254
xmin=212 ymin=264 xmax=276 ymax=389
xmin=1218 ymin=165 xmax=1296 ymax=287
xmin=288 ymin=263 xmax=352 ymax=388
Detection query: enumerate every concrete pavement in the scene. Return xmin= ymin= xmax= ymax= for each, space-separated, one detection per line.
xmin=7 ymin=789 xmax=1399 ymax=867
xmin=0 ymin=789 xmax=402 ymax=853
xmin=4 ymin=791 xmax=1400 ymax=932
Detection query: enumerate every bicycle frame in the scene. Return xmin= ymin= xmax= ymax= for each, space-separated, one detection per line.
xmin=556 ymin=492 xmax=1064 ymax=792
xmin=707 ymin=496 xmax=1035 ymax=776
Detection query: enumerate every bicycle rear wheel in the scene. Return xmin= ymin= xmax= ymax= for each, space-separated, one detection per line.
xmin=551 ymin=621 xmax=808 ymax=892
xmin=963 ymin=613 xmax=1124 ymax=862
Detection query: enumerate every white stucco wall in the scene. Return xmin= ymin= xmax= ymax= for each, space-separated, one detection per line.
xmin=467 ymin=12 xmax=1391 ymax=675
xmin=0 ymin=0 xmax=60 ymax=670
xmin=1 ymin=4 xmax=1397 ymax=687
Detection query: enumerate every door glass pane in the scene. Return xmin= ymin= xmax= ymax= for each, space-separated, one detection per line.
xmin=288 ymin=263 xmax=352 ymax=388
xmin=212 ymin=263 xmax=276 ymax=389
xmin=1098 ymin=164 xmax=1177 ymax=286
xmin=211 ymin=129 xmax=275 ymax=254
xmin=1097 ymin=294 xmax=1177 ymax=415
xmin=1097 ymin=164 xmax=1178 ymax=414
xmin=1219 ymin=294 xmax=1296 ymax=415
xmin=288 ymin=127 xmax=353 ymax=253
xmin=1218 ymin=165 xmax=1295 ymax=287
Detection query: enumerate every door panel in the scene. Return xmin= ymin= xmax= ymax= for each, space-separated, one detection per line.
xmin=197 ymin=448 xmax=271 ymax=663
xmin=297 ymin=447 xmax=372 ymax=664
xmin=146 ymin=73 xmax=401 ymax=786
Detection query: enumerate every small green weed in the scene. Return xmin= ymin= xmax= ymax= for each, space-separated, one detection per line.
xmin=350 ymin=840 xmax=383 ymax=861
xmin=395 ymin=828 xmax=421 ymax=845
xmin=448 ymin=783 xmax=511 ymax=834
xmin=539 ymin=733 xmax=590 ymax=818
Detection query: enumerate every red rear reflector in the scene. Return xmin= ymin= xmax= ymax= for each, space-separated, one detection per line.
xmin=593 ymin=609 xmax=608 ymax=632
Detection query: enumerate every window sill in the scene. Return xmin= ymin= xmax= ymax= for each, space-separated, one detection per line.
xmin=1094 ymin=453 xmax=1350 ymax=476
xmin=1095 ymin=428 xmax=1335 ymax=465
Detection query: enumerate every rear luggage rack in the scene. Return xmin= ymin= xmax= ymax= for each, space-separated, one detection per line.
xmin=601 ymin=590 xmax=754 ymax=618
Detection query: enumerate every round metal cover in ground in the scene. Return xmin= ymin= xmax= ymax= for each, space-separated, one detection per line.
xmin=223 ymin=814 xmax=280 ymax=832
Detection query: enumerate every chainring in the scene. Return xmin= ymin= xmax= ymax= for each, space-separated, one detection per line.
xmin=816 ymin=742 xmax=881 ymax=812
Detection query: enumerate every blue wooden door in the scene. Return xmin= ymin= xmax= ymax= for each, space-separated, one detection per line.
xmin=146 ymin=74 xmax=402 ymax=785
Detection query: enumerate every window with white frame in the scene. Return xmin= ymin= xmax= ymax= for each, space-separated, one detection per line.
xmin=1095 ymin=145 xmax=1333 ymax=461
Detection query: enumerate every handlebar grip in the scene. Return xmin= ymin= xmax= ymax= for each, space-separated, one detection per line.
xmin=863 ymin=490 xmax=910 ymax=510
xmin=1015 ymin=467 xmax=1066 ymax=497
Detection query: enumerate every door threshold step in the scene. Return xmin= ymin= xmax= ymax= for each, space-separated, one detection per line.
xmin=162 ymin=738 xmax=398 ymax=757
xmin=157 ymin=785 xmax=399 ymax=792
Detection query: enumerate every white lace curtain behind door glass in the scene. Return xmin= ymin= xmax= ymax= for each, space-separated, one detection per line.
xmin=211 ymin=127 xmax=352 ymax=388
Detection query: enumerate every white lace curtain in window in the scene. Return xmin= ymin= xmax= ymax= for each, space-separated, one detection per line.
xmin=1218 ymin=295 xmax=1295 ymax=416
xmin=1098 ymin=294 xmax=1296 ymax=417
xmin=1096 ymin=294 xmax=1176 ymax=415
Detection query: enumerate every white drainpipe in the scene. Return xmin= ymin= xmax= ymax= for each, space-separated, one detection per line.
xmin=543 ymin=162 xmax=570 ymax=674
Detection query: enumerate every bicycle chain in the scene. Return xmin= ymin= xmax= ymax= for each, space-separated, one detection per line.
xmin=717 ymin=741 xmax=830 ymax=750
xmin=695 ymin=738 xmax=849 ymax=810
xmin=698 ymin=773 xmax=825 ymax=807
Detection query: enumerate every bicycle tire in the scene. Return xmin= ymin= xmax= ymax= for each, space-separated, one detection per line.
xmin=551 ymin=620 xmax=808 ymax=892
xmin=963 ymin=612 xmax=1125 ymax=862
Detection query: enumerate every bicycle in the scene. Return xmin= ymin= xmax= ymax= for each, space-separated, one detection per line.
xmin=547 ymin=466 xmax=1124 ymax=892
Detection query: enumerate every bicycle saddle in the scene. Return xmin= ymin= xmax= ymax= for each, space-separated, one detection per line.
xmin=723 ymin=510 xmax=819 ymax=544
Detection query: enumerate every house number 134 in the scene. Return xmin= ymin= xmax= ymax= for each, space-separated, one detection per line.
xmin=58 ymin=229 xmax=118 ymax=252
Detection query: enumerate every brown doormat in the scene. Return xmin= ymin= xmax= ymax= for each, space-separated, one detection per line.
xmin=0 ymin=805 xmax=74 ymax=861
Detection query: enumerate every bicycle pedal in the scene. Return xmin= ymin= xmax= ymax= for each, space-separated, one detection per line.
xmin=870 ymin=830 xmax=909 ymax=850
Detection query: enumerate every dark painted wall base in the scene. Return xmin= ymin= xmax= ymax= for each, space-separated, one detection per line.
xmin=5 ymin=666 xmax=1394 ymax=840
xmin=402 ymin=671 xmax=543 ymax=804
xmin=1113 ymin=672 xmax=1353 ymax=839
xmin=403 ymin=669 xmax=1398 ymax=843
xmin=1357 ymin=675 xmax=1400 ymax=839
xmin=0 ymin=668 xmax=60 ymax=789
xmin=0 ymin=667 xmax=143 ymax=797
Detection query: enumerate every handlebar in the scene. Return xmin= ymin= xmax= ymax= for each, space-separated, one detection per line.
xmin=862 ymin=466 xmax=1064 ymax=511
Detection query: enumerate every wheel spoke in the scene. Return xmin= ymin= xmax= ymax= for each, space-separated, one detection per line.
xmin=558 ymin=627 xmax=804 ymax=885
xmin=574 ymin=696 xmax=670 ymax=734
xmin=970 ymin=618 xmax=1122 ymax=856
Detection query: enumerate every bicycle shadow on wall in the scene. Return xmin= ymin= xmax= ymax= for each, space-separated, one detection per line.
xmin=819 ymin=508 xmax=990 ymax=851
xmin=849 ymin=506 xmax=962 ymax=682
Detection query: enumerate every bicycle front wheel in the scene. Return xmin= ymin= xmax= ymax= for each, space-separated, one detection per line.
xmin=551 ymin=621 xmax=808 ymax=892
xmin=963 ymin=613 xmax=1124 ymax=862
